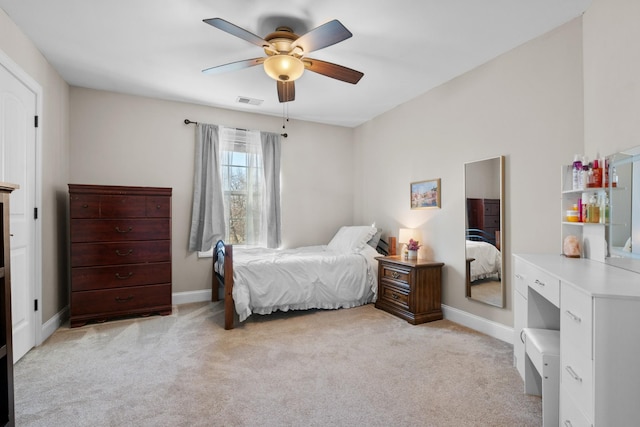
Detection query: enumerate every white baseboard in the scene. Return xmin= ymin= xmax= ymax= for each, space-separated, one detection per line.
xmin=442 ymin=304 xmax=513 ymax=344
xmin=40 ymin=306 xmax=69 ymax=344
xmin=172 ymin=289 xmax=212 ymax=305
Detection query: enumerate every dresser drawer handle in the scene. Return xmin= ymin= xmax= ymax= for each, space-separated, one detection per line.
xmin=515 ymin=273 xmax=524 ymax=280
xmin=534 ymin=279 xmax=545 ymax=287
xmin=391 ymin=272 xmax=400 ymax=279
xmin=565 ymin=310 xmax=582 ymax=323
xmin=392 ymin=293 xmax=399 ymax=300
xmin=82 ymin=204 xmax=89 ymax=208
xmin=115 ymin=272 xmax=133 ymax=280
xmin=565 ymin=366 xmax=582 ymax=382
xmin=115 ymin=226 xmax=133 ymax=233
xmin=115 ymin=296 xmax=133 ymax=303
xmin=115 ymin=249 xmax=133 ymax=256
xmin=156 ymin=204 xmax=162 ymax=209
xmin=563 ymin=420 xmax=574 ymax=427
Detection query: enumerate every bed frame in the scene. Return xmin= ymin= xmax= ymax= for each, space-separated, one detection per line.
xmin=465 ymin=228 xmax=501 ymax=297
xmin=211 ymin=238 xmax=390 ymax=330
xmin=212 ymin=241 xmax=235 ymax=330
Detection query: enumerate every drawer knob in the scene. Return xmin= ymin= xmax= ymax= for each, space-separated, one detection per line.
xmin=115 ymin=272 xmax=133 ymax=280
xmin=534 ymin=279 xmax=546 ymax=287
xmin=391 ymin=272 xmax=400 ymax=279
xmin=565 ymin=310 xmax=582 ymax=323
xmin=392 ymin=293 xmax=399 ymax=300
xmin=115 ymin=296 xmax=134 ymax=303
xmin=515 ymin=273 xmax=524 ymax=280
xmin=563 ymin=420 xmax=574 ymax=427
xmin=115 ymin=226 xmax=133 ymax=233
xmin=115 ymin=249 xmax=133 ymax=256
xmin=82 ymin=204 xmax=89 ymax=208
xmin=156 ymin=204 xmax=161 ymax=209
xmin=565 ymin=365 xmax=582 ymax=382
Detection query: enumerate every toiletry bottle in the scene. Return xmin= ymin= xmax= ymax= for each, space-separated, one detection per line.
xmin=592 ymin=159 xmax=602 ymax=188
xmin=581 ymin=192 xmax=588 ymax=223
xmin=587 ymin=163 xmax=594 ymax=188
xmin=582 ymin=164 xmax=589 ymax=191
xmin=612 ymin=166 xmax=618 ymax=187
xmin=572 ymin=155 xmax=582 ymax=190
xmin=600 ymin=194 xmax=609 ymax=224
xmin=588 ymin=193 xmax=600 ymax=223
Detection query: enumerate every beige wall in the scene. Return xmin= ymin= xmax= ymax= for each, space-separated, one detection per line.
xmin=353 ymin=19 xmax=585 ymax=327
xmin=583 ymin=0 xmax=640 ymax=157
xmin=69 ymin=88 xmax=355 ymax=294
xmin=0 ymin=9 xmax=70 ymax=323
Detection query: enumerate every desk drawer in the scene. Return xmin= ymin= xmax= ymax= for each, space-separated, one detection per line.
xmin=513 ymin=257 xmax=529 ymax=298
xmin=561 ymin=386 xmax=592 ymax=427
xmin=561 ymin=343 xmax=593 ymax=419
xmin=527 ymin=264 xmax=560 ymax=307
xmin=561 ymin=282 xmax=593 ymax=360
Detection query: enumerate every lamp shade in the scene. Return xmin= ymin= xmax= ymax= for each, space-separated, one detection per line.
xmin=399 ymin=228 xmax=422 ymax=244
xmin=263 ymin=55 xmax=304 ymax=82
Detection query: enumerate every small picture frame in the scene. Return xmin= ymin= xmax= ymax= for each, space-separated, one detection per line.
xmin=410 ymin=178 xmax=441 ymax=209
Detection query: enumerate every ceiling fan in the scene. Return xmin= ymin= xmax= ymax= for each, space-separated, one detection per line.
xmin=202 ymin=18 xmax=364 ymax=103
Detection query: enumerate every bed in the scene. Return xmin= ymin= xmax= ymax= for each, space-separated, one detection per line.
xmin=465 ymin=228 xmax=502 ymax=282
xmin=212 ymin=225 xmax=383 ymax=329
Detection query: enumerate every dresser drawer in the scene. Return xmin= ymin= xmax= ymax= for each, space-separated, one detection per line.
xmin=379 ymin=263 xmax=410 ymax=288
xmin=379 ymin=281 xmax=410 ymax=310
xmin=100 ymin=195 xmax=147 ymax=218
xmin=146 ymin=196 xmax=171 ymax=217
xmin=71 ymin=283 xmax=172 ymax=316
xmin=561 ymin=343 xmax=593 ymax=419
xmin=70 ymin=194 xmax=100 ymax=218
xmin=70 ymin=219 xmax=170 ymax=242
xmin=72 ymin=262 xmax=171 ymax=291
xmin=561 ymin=282 xmax=593 ymax=360
xmin=527 ymin=264 xmax=560 ymax=307
xmin=513 ymin=257 xmax=529 ymax=297
xmin=71 ymin=240 xmax=171 ymax=267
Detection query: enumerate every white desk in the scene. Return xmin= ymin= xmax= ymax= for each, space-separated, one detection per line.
xmin=514 ymin=253 xmax=640 ymax=427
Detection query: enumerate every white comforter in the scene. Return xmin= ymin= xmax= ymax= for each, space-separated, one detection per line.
xmin=466 ymin=240 xmax=502 ymax=282
xmin=231 ymin=244 xmax=379 ymax=322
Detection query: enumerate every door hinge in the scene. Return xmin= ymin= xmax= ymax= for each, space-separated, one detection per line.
xmin=34 ymin=299 xmax=38 ymax=311
xmin=34 ymin=115 xmax=39 ymax=128
xmin=34 ymin=207 xmax=38 ymax=219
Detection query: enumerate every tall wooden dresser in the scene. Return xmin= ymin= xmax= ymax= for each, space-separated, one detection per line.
xmin=0 ymin=183 xmax=17 ymax=426
xmin=467 ymin=198 xmax=500 ymax=243
xmin=69 ymin=184 xmax=172 ymax=327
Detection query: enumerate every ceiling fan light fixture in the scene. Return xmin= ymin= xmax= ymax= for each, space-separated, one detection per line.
xmin=264 ymin=55 xmax=304 ymax=82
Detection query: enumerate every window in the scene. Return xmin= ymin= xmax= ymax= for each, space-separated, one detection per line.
xmin=219 ymin=127 xmax=265 ymax=247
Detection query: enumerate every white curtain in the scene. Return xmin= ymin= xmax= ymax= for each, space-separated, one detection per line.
xmin=188 ymin=124 xmax=281 ymax=251
xmin=188 ymin=123 xmax=226 ymax=252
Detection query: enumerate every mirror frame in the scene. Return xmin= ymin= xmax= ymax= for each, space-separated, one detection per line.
xmin=464 ymin=156 xmax=505 ymax=307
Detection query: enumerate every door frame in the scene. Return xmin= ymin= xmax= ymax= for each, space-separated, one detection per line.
xmin=0 ymin=48 xmax=43 ymax=349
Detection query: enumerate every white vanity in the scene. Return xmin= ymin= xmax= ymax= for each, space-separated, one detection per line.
xmin=513 ymin=253 xmax=640 ymax=426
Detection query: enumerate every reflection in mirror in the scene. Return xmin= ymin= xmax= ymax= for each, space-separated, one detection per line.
xmin=606 ymin=145 xmax=640 ymax=274
xmin=464 ymin=156 xmax=505 ymax=307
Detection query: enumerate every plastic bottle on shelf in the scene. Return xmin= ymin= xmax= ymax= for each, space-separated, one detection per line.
xmin=600 ymin=194 xmax=609 ymax=224
xmin=592 ymin=159 xmax=602 ymax=188
xmin=612 ymin=166 xmax=618 ymax=187
xmin=582 ymin=164 xmax=589 ymax=191
xmin=581 ymin=192 xmax=588 ymax=223
xmin=572 ymin=155 xmax=583 ymax=190
xmin=588 ymin=193 xmax=600 ymax=223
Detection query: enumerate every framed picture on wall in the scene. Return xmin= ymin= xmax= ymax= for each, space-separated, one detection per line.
xmin=410 ymin=178 xmax=441 ymax=209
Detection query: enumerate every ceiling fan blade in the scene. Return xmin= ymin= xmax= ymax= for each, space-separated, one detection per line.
xmin=203 ymin=18 xmax=270 ymax=48
xmin=304 ymin=58 xmax=364 ymax=84
xmin=202 ymin=58 xmax=265 ymax=75
xmin=277 ymin=81 xmax=295 ymax=103
xmin=290 ymin=20 xmax=352 ymax=53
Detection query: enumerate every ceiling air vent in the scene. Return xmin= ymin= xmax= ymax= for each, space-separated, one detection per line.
xmin=236 ymin=96 xmax=263 ymax=106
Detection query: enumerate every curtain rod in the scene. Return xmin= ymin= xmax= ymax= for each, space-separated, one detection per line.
xmin=184 ymin=119 xmax=287 ymax=138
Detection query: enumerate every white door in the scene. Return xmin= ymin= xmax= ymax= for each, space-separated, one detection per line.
xmin=0 ymin=62 xmax=37 ymax=362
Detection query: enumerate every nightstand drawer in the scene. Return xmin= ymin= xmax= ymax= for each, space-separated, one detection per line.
xmin=380 ymin=263 xmax=410 ymax=287
xmin=379 ymin=281 xmax=409 ymax=310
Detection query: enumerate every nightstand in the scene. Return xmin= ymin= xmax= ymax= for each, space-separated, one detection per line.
xmin=375 ymin=256 xmax=444 ymax=324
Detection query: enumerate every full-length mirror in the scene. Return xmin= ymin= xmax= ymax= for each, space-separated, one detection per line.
xmin=464 ymin=156 xmax=505 ymax=307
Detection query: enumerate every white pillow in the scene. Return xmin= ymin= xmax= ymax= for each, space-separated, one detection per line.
xmin=327 ymin=226 xmax=377 ymax=253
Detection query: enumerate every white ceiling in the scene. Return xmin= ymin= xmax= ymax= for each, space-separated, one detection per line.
xmin=0 ymin=0 xmax=591 ymax=127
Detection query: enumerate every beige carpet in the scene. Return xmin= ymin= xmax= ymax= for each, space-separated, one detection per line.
xmin=14 ymin=302 xmax=541 ymax=426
